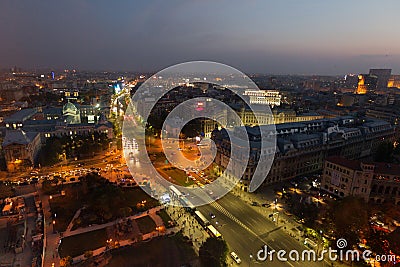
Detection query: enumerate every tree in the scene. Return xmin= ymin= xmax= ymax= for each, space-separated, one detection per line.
xmin=374 ymin=141 xmax=394 ymax=163
xmin=327 ymin=196 xmax=369 ymax=247
xmin=38 ymin=137 xmax=63 ymax=166
xmin=118 ymin=207 xmax=132 ymax=218
xmin=60 ymin=256 xmax=73 ymax=267
xmin=199 ymin=237 xmax=228 ymax=267
xmin=387 ymin=228 xmax=400 ymax=255
xmin=84 ymin=250 xmax=93 ymax=259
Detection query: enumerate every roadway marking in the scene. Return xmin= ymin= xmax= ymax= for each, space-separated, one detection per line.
xmin=209 ymin=201 xmax=311 ymax=267
xmin=258 ymin=226 xmax=283 ymax=239
xmin=210 ymin=201 xmax=258 ymax=236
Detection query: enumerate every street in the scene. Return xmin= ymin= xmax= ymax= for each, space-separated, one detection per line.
xmin=198 ymin=193 xmax=332 ymax=267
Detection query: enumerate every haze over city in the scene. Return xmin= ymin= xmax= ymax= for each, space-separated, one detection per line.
xmin=1 ymin=0 xmax=400 ymax=74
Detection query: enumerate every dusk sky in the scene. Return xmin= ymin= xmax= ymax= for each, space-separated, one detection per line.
xmin=1 ymin=0 xmax=400 ymax=75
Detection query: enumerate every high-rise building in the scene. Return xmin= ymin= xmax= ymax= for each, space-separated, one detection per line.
xmin=369 ymin=68 xmax=391 ymax=89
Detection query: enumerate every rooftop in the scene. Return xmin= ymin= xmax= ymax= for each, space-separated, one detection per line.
xmin=4 ymin=108 xmax=37 ymax=123
xmin=2 ymin=130 xmax=39 ymax=146
xmin=326 ymin=156 xmax=363 ymax=171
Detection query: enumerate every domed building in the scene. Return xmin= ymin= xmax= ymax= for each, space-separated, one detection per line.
xmin=63 ymin=101 xmax=81 ymax=124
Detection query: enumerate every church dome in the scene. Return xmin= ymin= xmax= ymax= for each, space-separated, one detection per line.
xmin=63 ymin=101 xmax=78 ymax=114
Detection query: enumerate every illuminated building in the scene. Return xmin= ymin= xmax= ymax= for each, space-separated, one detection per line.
xmin=243 ymin=89 xmax=282 ymax=106
xmin=355 ymin=74 xmax=377 ymax=94
xmin=212 ymin=117 xmax=395 ymax=191
xmin=2 ymin=106 xmax=113 ymax=171
xmin=63 ymin=101 xmax=81 ymax=124
xmin=236 ymin=107 xmax=323 ymax=126
xmin=388 ymin=75 xmax=400 ymax=88
xmin=2 ymin=130 xmax=41 ymax=172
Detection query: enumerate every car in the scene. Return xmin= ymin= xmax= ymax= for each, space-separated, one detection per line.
xmin=210 ymin=213 xmax=216 ymax=219
xmin=230 ymin=252 xmax=241 ymax=264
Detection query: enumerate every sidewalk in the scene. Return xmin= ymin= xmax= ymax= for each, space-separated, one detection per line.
xmin=165 ymin=204 xmax=209 ymax=254
xmin=63 ymin=206 xmax=163 ymax=238
xmin=38 ymin=184 xmax=61 ymax=267
xmin=64 ymin=208 xmax=83 ymax=234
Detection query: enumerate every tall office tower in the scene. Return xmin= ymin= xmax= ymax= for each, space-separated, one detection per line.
xmin=369 ymin=68 xmax=391 ymax=89
xmin=356 ymin=74 xmax=378 ymax=94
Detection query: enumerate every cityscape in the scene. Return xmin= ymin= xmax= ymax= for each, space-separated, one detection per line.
xmin=1 ymin=1 xmax=400 ymax=267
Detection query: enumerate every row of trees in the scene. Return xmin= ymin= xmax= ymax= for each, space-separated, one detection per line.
xmin=38 ymin=132 xmax=110 ymax=166
xmin=374 ymin=140 xmax=400 ymax=163
xmin=286 ymin=189 xmax=400 ymax=257
xmin=315 ymin=196 xmax=400 ymax=256
xmin=199 ymin=237 xmax=228 ymax=267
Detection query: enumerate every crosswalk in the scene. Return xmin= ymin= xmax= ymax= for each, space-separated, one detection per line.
xmin=210 ymin=201 xmax=258 ymax=237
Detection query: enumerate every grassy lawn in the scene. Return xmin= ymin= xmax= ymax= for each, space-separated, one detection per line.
xmin=58 ymin=228 xmax=108 ymax=258
xmin=49 ymin=188 xmax=82 ymax=232
xmin=122 ymin=187 xmax=159 ymax=209
xmin=106 ymin=233 xmax=198 ymax=267
xmin=156 ymin=209 xmax=174 ymax=228
xmin=135 ymin=216 xmax=156 ymax=234
xmin=158 ymin=166 xmax=194 ymax=187
xmin=0 ymin=184 xmax=15 ymax=199
xmin=51 ymin=174 xmax=161 ymax=230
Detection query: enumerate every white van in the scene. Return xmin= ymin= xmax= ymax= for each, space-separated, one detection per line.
xmin=230 ymin=252 xmax=241 ymax=264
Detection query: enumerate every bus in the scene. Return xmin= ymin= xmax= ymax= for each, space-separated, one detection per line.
xmin=194 ymin=210 xmax=210 ymax=227
xmin=179 ymin=196 xmax=196 ymax=212
xmin=207 ymin=225 xmax=222 ymax=238
xmin=169 ymin=185 xmax=183 ymax=200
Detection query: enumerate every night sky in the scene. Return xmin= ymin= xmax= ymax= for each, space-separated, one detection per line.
xmin=1 ymin=0 xmax=399 ymax=74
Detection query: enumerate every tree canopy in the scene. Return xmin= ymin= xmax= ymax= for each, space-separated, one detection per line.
xmin=199 ymin=237 xmax=228 ymax=267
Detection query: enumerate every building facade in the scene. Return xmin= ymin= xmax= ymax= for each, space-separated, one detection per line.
xmin=2 ymin=130 xmax=41 ymax=172
xmin=243 ymin=89 xmax=282 ymax=106
xmin=369 ymin=69 xmax=391 ymax=90
xmin=321 ymin=156 xmax=400 ymax=205
xmin=212 ymin=117 xmax=396 ymax=191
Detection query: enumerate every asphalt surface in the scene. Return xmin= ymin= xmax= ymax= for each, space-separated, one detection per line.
xmin=198 ymin=193 xmax=330 ymax=267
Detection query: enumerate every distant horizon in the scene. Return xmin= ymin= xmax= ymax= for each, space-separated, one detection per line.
xmin=1 ymin=1 xmax=399 ymax=76
xmin=1 ymin=65 xmax=398 ymax=77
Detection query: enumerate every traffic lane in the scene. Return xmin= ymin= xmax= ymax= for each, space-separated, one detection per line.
xmin=216 ymin=193 xmax=277 ymax=233
xmin=197 ymin=205 xmax=291 ymax=267
xmin=214 ymin=194 xmax=326 ymax=267
xmin=200 ymin=203 xmax=325 ymax=267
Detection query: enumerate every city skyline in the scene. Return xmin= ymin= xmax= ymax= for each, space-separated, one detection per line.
xmin=1 ymin=0 xmax=400 ymax=75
